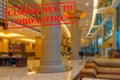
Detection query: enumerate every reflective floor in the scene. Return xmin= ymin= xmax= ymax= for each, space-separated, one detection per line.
xmin=82 ymin=78 xmax=109 ymax=80
xmin=0 ymin=56 xmax=107 ymax=80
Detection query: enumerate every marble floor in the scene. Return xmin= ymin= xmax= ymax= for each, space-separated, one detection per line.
xmin=0 ymin=57 xmax=107 ymax=80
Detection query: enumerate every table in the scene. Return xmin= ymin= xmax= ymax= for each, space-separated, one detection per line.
xmin=0 ymin=57 xmax=27 ymax=67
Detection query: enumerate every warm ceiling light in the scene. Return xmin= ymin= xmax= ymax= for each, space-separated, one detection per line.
xmin=7 ymin=33 xmax=24 ymax=37
xmin=86 ymin=3 xmax=89 ymax=6
xmin=64 ymin=12 xmax=71 ymax=19
xmin=64 ymin=10 xmax=76 ymax=19
xmin=0 ymin=32 xmax=5 ymax=37
xmin=64 ymin=10 xmax=87 ymax=19
xmin=81 ymin=27 xmax=86 ymax=31
xmin=0 ymin=32 xmax=25 ymax=38
xmin=20 ymin=38 xmax=35 ymax=43
xmin=80 ymin=11 xmax=87 ymax=19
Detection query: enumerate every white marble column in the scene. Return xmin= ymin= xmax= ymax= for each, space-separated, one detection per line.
xmin=71 ymin=21 xmax=80 ymax=59
xmin=79 ymin=31 xmax=82 ymax=52
xmin=39 ymin=0 xmax=64 ymax=73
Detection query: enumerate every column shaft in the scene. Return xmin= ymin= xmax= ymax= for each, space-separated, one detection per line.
xmin=71 ymin=22 xmax=80 ymax=59
xmin=39 ymin=0 xmax=64 ymax=73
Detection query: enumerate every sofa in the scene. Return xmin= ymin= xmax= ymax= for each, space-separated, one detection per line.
xmin=79 ymin=58 xmax=120 ymax=80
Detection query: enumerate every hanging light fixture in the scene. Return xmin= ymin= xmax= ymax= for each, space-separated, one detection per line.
xmin=64 ymin=10 xmax=87 ymax=19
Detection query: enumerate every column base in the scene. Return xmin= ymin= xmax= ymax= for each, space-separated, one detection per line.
xmin=32 ymin=65 xmax=72 ymax=73
xmin=39 ymin=65 xmax=65 ymax=73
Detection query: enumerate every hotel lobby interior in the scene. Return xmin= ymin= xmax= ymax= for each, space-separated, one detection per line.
xmin=0 ymin=0 xmax=120 ymax=80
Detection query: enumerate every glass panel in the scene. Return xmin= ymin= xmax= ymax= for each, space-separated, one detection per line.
xmin=97 ymin=14 xmax=102 ymax=25
xmin=116 ymin=31 xmax=120 ymax=49
xmin=81 ymin=47 xmax=90 ymax=53
xmin=97 ymin=35 xmax=102 ymax=46
xmin=104 ymin=18 xmax=112 ymax=41
xmin=96 ymin=35 xmax=102 ymax=53
xmin=91 ymin=40 xmax=95 ymax=53
xmin=95 ymin=14 xmax=102 ymax=25
xmin=116 ymin=4 xmax=120 ymax=49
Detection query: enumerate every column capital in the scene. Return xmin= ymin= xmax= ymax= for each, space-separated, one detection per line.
xmin=64 ymin=10 xmax=87 ymax=21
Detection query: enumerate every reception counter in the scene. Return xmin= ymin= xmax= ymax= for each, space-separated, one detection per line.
xmin=0 ymin=57 xmax=27 ymax=67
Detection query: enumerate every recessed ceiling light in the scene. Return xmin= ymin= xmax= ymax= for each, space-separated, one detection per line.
xmin=86 ymin=20 xmax=89 ymax=22
xmin=86 ymin=3 xmax=89 ymax=6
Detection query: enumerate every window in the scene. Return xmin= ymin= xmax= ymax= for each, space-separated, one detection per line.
xmin=116 ymin=3 xmax=120 ymax=49
xmin=97 ymin=35 xmax=102 ymax=46
xmin=90 ymin=40 xmax=95 ymax=53
xmin=0 ymin=0 xmax=6 ymax=20
xmin=96 ymin=35 xmax=102 ymax=53
xmin=95 ymin=14 xmax=102 ymax=25
xmin=104 ymin=18 xmax=112 ymax=41
xmin=90 ymin=28 xmax=97 ymax=33
xmin=81 ymin=47 xmax=90 ymax=53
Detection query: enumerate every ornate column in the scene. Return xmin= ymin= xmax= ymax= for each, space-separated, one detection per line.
xmin=104 ymin=7 xmax=117 ymax=49
xmin=0 ymin=38 xmax=3 ymax=52
xmin=3 ymin=38 xmax=9 ymax=52
xmin=70 ymin=11 xmax=86 ymax=59
xmin=25 ymin=43 xmax=33 ymax=52
xmin=35 ymin=36 xmax=43 ymax=58
xmin=39 ymin=0 xmax=65 ymax=73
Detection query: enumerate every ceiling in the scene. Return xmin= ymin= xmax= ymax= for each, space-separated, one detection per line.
xmin=1 ymin=0 xmax=94 ymax=39
xmin=76 ymin=0 xmax=93 ymax=37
